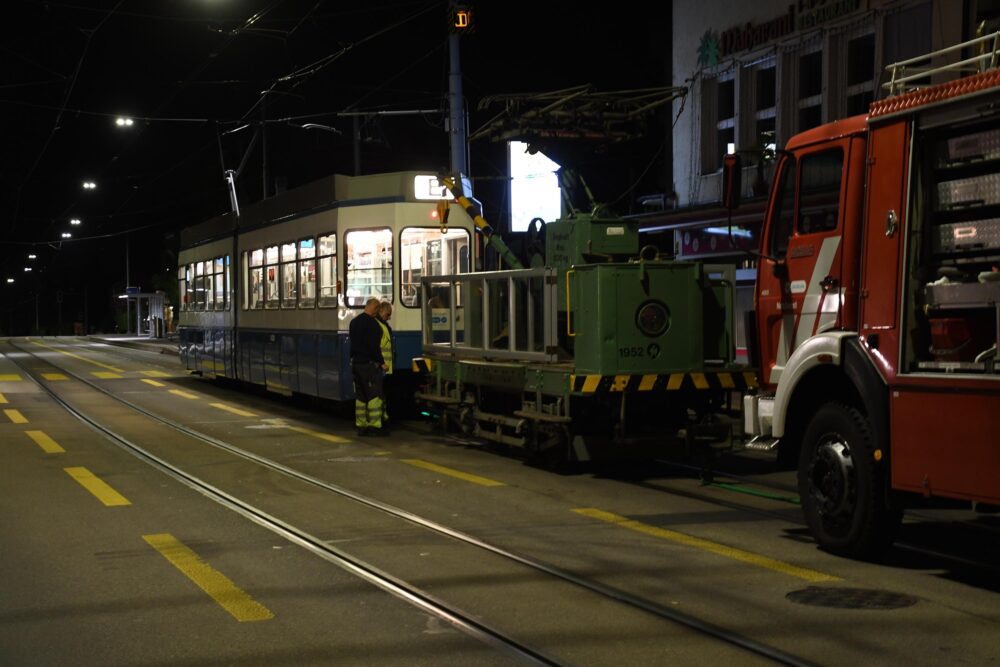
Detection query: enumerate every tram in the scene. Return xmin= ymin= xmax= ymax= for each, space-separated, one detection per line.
xmin=177 ymin=171 xmax=475 ymax=403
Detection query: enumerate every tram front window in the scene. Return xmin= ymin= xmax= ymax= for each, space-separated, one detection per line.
xmin=399 ymin=227 xmax=470 ymax=307
xmin=345 ymin=228 xmax=392 ymax=307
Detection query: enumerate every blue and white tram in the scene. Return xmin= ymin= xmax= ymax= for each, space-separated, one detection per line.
xmin=177 ymin=171 xmax=474 ymax=403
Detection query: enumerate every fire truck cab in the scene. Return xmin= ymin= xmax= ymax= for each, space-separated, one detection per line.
xmin=738 ymin=34 xmax=1000 ymax=557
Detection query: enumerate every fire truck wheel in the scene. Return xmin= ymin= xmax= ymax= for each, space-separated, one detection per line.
xmin=798 ymin=402 xmax=901 ymax=559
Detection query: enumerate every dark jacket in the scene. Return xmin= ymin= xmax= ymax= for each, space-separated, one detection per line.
xmin=349 ymin=311 xmax=385 ymax=365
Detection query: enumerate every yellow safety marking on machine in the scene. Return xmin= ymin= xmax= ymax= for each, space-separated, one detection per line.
xmin=210 ymin=403 xmax=257 ymax=417
xmin=26 ymin=430 xmax=65 ymax=454
xmin=141 ymin=370 xmax=171 ymax=378
xmin=411 ymin=357 xmax=432 ymax=373
xmin=0 ymin=392 xmax=7 ymax=404
xmin=572 ymin=370 xmax=757 ymax=394
xmin=143 ymin=533 xmax=274 ymax=622
xmin=574 ymin=508 xmax=839 ymax=583
xmin=169 ymin=389 xmax=199 ymax=399
xmin=92 ymin=371 xmax=123 ymax=380
xmin=638 ymin=374 xmax=657 ymax=391
xmin=744 ymin=371 xmax=759 ymax=388
xmin=611 ymin=375 xmax=629 ymax=392
xmin=286 ymin=425 xmax=350 ymax=444
xmin=141 ymin=379 xmax=166 ymax=387
xmin=718 ymin=373 xmax=735 ymax=389
xmin=64 ymin=467 xmax=131 ymax=506
xmin=4 ymin=409 xmax=28 ymax=424
xmin=31 ymin=341 xmax=124 ymax=372
xmin=666 ymin=374 xmax=684 ymax=390
xmin=42 ymin=373 xmax=69 ymax=381
xmin=401 ymin=459 xmax=505 ymax=487
xmin=0 ymin=374 xmax=22 ymax=381
xmin=691 ymin=373 xmax=709 ymax=390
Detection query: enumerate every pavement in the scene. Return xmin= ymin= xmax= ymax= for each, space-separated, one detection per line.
xmin=87 ymin=333 xmax=179 ymax=355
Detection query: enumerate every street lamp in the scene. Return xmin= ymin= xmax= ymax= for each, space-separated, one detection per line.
xmin=61 ymin=232 xmax=72 ymax=238
xmin=115 ymin=117 xmax=134 ymax=127
xmin=28 ymin=254 xmax=36 ymax=260
xmin=70 ymin=218 xmax=81 ymax=225
xmin=82 ymin=181 xmax=97 ymax=190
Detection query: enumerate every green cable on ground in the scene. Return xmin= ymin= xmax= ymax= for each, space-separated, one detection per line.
xmin=707 ymin=481 xmax=801 ymax=504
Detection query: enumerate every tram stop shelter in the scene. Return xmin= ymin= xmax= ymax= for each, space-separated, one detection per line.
xmin=119 ymin=287 xmax=167 ymax=338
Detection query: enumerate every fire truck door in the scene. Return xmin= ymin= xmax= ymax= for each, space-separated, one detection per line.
xmin=757 ymin=147 xmax=847 ymax=385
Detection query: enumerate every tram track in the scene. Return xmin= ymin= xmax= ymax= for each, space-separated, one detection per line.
xmin=9 ymin=338 xmax=817 ymax=667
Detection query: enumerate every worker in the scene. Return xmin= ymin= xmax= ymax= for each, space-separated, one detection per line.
xmin=376 ymin=301 xmax=394 ymax=430
xmin=348 ymin=297 xmax=386 ymax=436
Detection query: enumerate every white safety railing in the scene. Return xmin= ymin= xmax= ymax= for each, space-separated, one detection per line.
xmin=884 ymin=31 xmax=1000 ymax=96
xmin=420 ymin=267 xmax=559 ymax=362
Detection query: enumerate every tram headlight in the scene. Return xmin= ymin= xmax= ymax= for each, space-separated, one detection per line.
xmin=636 ymin=300 xmax=669 ymax=337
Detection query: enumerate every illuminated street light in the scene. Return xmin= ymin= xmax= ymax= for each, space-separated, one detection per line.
xmin=6 ymin=278 xmax=14 ymax=284
xmin=70 ymin=218 xmax=81 ymax=225
xmin=28 ymin=254 xmax=36 ymax=260
xmin=24 ymin=267 xmax=32 ymax=272
xmin=61 ymin=232 xmax=72 ymax=238
xmin=115 ymin=117 xmax=134 ymax=127
xmin=82 ymin=181 xmax=97 ymax=190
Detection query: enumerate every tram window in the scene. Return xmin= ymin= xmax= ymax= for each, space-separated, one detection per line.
xmin=345 ymin=228 xmax=392 ymax=307
xmin=265 ymin=245 xmax=279 ymax=309
xmin=249 ymin=248 xmax=264 ymax=310
xmin=796 ymin=149 xmax=843 ymax=235
xmin=178 ymin=266 xmax=188 ymax=312
xmin=317 ymin=233 xmax=337 ymax=308
xmin=299 ymin=237 xmax=317 ymax=309
xmin=213 ymin=257 xmax=225 ymax=310
xmin=280 ymin=242 xmax=297 ymax=308
xmin=399 ymin=227 xmax=471 ymax=307
xmin=195 ymin=261 xmax=206 ymax=310
xmin=186 ymin=263 xmax=195 ymax=311
xmin=224 ymin=255 xmax=231 ymax=310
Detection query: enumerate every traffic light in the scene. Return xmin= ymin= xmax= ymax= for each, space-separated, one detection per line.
xmin=449 ymin=4 xmax=474 ymax=34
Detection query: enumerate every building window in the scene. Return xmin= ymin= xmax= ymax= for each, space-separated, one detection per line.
xmin=298 ymin=238 xmax=316 ymax=309
xmin=718 ymin=77 xmax=735 ymax=163
xmin=754 ymin=63 xmax=777 ymax=151
xmin=798 ymin=50 xmax=823 ymax=131
xmin=701 ymin=71 xmax=736 ymax=174
xmin=846 ymin=33 xmax=875 ymax=116
xmin=317 ymin=233 xmax=337 ymax=308
xmin=345 ymin=228 xmax=392 ymax=307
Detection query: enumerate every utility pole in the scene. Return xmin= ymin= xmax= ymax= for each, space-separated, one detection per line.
xmin=448 ymin=2 xmax=469 ymax=179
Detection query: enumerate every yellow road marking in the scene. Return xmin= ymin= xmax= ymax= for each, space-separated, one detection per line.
xmin=143 ymin=533 xmax=274 ymax=622
xmin=210 ymin=403 xmax=257 ymax=417
xmin=573 ymin=508 xmax=839 ymax=583
xmin=287 ymin=425 xmax=349 ymax=443
xmin=92 ymin=371 xmax=123 ymax=379
xmin=4 ymin=409 xmax=28 ymax=424
xmin=169 ymin=389 xmax=199 ymax=399
xmin=42 ymin=373 xmax=69 ymax=381
xmin=401 ymin=459 xmax=505 ymax=487
xmin=64 ymin=467 xmax=131 ymax=506
xmin=140 ymin=370 xmax=171 ymax=378
xmin=141 ymin=379 xmax=166 ymax=387
xmin=0 ymin=392 xmax=6 ymax=404
xmin=31 ymin=341 xmax=124 ymax=372
xmin=26 ymin=430 xmax=65 ymax=453
xmin=0 ymin=374 xmax=21 ymax=381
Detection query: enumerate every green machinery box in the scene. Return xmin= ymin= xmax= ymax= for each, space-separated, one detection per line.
xmin=569 ymin=262 xmax=724 ymax=376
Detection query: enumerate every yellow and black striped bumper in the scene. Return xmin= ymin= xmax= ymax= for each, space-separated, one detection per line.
xmin=570 ymin=371 xmax=757 ymax=394
xmin=411 ymin=357 xmax=433 ymax=374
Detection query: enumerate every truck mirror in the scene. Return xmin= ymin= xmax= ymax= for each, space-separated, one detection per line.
xmin=722 ymin=153 xmax=742 ymax=210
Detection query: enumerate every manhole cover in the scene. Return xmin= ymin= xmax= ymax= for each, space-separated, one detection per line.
xmin=786 ymin=586 xmax=919 ymax=610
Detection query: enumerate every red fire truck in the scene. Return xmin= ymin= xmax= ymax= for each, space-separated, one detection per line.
xmin=735 ymin=35 xmax=1000 ymax=557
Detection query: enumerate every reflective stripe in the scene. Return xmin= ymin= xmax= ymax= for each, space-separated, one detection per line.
xmin=377 ymin=320 xmax=393 ymax=374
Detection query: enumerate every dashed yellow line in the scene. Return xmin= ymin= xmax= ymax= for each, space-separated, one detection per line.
xmin=401 ymin=459 xmax=505 ymax=487
xmin=574 ymin=508 xmax=839 ymax=583
xmin=141 ymin=379 xmax=166 ymax=387
xmin=64 ymin=467 xmax=131 ymax=506
xmin=143 ymin=533 xmax=274 ymax=622
xmin=169 ymin=389 xmax=199 ymax=399
xmin=0 ymin=374 xmax=21 ymax=382
xmin=42 ymin=373 xmax=69 ymax=381
xmin=210 ymin=403 xmax=257 ymax=417
xmin=26 ymin=430 xmax=65 ymax=454
xmin=31 ymin=341 xmax=124 ymax=372
xmin=92 ymin=371 xmax=123 ymax=379
xmin=4 ymin=409 xmax=28 ymax=424
xmin=286 ymin=425 xmax=349 ymax=443
xmin=140 ymin=370 xmax=171 ymax=378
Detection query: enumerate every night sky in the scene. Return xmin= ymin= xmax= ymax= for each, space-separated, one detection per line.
xmin=2 ymin=0 xmax=671 ymax=334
